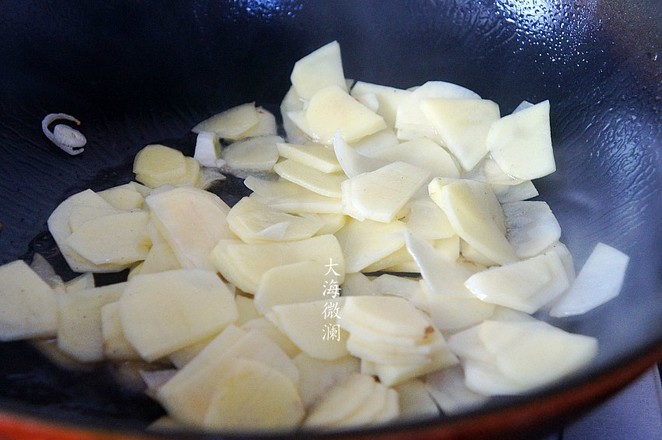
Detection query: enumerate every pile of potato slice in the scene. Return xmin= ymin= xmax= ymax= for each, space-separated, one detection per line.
xmin=0 ymin=41 xmax=630 ymax=432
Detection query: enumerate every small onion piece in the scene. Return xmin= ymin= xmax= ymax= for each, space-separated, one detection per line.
xmin=42 ymin=113 xmax=87 ymax=155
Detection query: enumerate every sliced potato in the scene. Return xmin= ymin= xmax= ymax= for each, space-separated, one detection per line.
xmin=274 ymin=159 xmax=346 ymax=198
xmin=210 ymin=234 xmax=344 ymax=294
xmin=302 ymin=85 xmax=387 ymax=144
xmin=202 ymin=358 xmax=304 ymax=431
xmin=290 ymin=40 xmax=347 ymax=100
xmin=270 ymin=300 xmax=349 ymax=360
xmin=226 ymin=197 xmax=323 ymax=243
xmin=254 ymin=261 xmax=329 ymax=314
xmin=146 ymin=186 xmax=233 ymax=270
xmin=0 ymin=260 xmax=58 ymax=341
xmin=293 ymin=353 xmax=360 ymax=409
xmin=192 ymin=102 xmax=259 ymax=141
xmin=486 ymin=100 xmax=555 ymax=180
xmin=119 ymin=269 xmax=238 ymax=361
xmin=66 ymin=211 xmax=150 ymax=266
xmin=277 ymin=142 xmax=341 ymax=173
xmin=57 ymin=283 xmax=125 ymax=362
xmin=221 ymin=135 xmax=282 ymax=171
xmin=245 ymin=176 xmax=343 ymax=214
xmin=335 ymin=218 xmax=406 ymax=273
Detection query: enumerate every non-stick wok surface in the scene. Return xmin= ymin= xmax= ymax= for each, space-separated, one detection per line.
xmin=0 ymin=0 xmax=661 ymax=439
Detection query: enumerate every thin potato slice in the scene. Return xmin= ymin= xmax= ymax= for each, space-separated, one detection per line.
xmin=430 ymin=179 xmax=516 ymax=265
xmin=57 ymin=283 xmax=126 ymax=362
xmin=245 ymin=176 xmax=343 ymax=214
xmin=290 ymin=40 xmax=347 ymax=100
xmin=335 ymin=218 xmax=406 ymax=273
xmin=274 ymin=159 xmax=346 ymax=198
xmin=277 ymin=142 xmax=341 ymax=173
xmin=119 ymin=269 xmax=238 ymax=361
xmin=202 ymin=358 xmax=305 ymax=431
xmin=303 ymin=85 xmax=387 ymax=144
xmin=221 ymin=135 xmax=282 ymax=171
xmin=351 ymin=81 xmax=410 ymax=128
xmin=0 ymin=260 xmax=58 ymax=341
xmin=146 ymin=186 xmax=233 ymax=270
xmin=192 ymin=102 xmax=259 ymax=141
xmin=210 ymin=234 xmax=345 ymax=294
xmin=254 ymin=261 xmax=329 ymax=314
xmin=487 ymin=100 xmax=556 ymax=180
xmin=66 ymin=210 xmax=150 ymax=266
xmin=343 ymin=161 xmax=430 ymax=223
xmin=226 ymin=197 xmax=323 ymax=243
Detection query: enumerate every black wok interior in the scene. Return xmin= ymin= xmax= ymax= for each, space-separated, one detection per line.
xmin=0 ymin=0 xmax=661 ymax=436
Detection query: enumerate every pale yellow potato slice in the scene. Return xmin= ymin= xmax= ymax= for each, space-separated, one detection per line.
xmin=277 ymin=142 xmax=341 ymax=173
xmin=210 ymin=234 xmax=344 ymax=294
xmin=168 ymin=334 xmax=217 ymax=369
xmin=351 ymin=128 xmax=400 ymax=156
xmin=464 ymin=251 xmax=570 ymax=313
xmin=64 ymin=272 xmax=95 ymax=292
xmin=270 ymin=298 xmax=348 ymax=360
xmin=290 ymin=40 xmax=347 ymax=100
xmin=420 ymin=98 xmax=500 ymax=171
xmin=369 ymin=138 xmax=461 ymax=179
xmin=344 ymin=161 xmax=430 ymax=223
xmin=66 ymin=210 xmax=151 ymax=266
xmin=221 ymin=135 xmax=282 ymax=171
xmin=293 ymin=353 xmax=360 ymax=409
xmin=100 ymin=302 xmax=140 ymax=360
xmin=370 ymin=351 xmax=457 ymax=387
xmin=302 ymin=85 xmax=387 ymax=144
xmin=68 ymin=200 xmax=120 ymax=231
xmin=425 ymin=366 xmax=488 ymax=415
xmin=280 ymin=86 xmax=308 ymax=144
xmin=244 ymin=176 xmax=343 ymax=214
xmin=310 ymin=213 xmax=346 ymax=235
xmin=487 ymin=100 xmax=556 ymax=180
xmin=146 ymin=186 xmax=233 ymax=270
xmin=333 ymin=131 xmax=390 ymax=178
xmin=479 ymin=320 xmax=597 ymax=391
xmin=191 ymin=102 xmax=259 ymax=141
xmin=394 ymin=379 xmax=440 ymax=420
xmin=226 ymin=197 xmax=323 ymax=243
xmin=254 ymin=261 xmax=329 ymax=314
xmin=421 ymin=280 xmax=496 ymax=331
xmin=429 ymin=179 xmax=516 ymax=265
xmin=303 ymin=373 xmax=377 ymax=428
xmin=549 ymin=242 xmax=629 ymax=317
xmin=405 ymin=231 xmax=478 ymax=298
xmin=362 ymin=245 xmax=418 ymax=273
xmin=138 ymin=241 xmax=181 ymax=275
xmin=339 ymin=272 xmax=381 ymax=297
xmin=48 ymin=189 xmax=127 ymax=273
xmin=273 ymin=159 xmax=346 ymax=198
xmin=270 ymin=300 xmax=349 ymax=360
xmin=220 ymin=329 xmax=299 ymax=384
xmin=334 ymin=218 xmax=405 ymax=273
xmin=57 ymin=283 xmax=125 ymax=362
xmin=242 ymin=106 xmax=278 ymax=137
xmin=371 ymin=274 xmax=425 ymax=305
xmin=340 ymin=296 xmax=433 ymax=339
xmin=156 ymin=325 xmax=248 ymax=425
xmin=97 ymin=182 xmax=147 ymax=210
xmin=202 ymin=358 xmax=304 ymax=431
xmin=351 ymin=81 xmax=410 ymax=128
xmin=0 ymin=260 xmax=58 ymax=341
xmin=502 ymin=200 xmax=562 ymax=259
xmin=492 ymin=180 xmax=539 ymax=203
xmin=395 ymin=81 xmax=480 ymax=140
xmin=133 ymin=144 xmax=188 ymax=188
xmin=336 ymin=379 xmax=390 ymax=427
xmin=240 ymin=317 xmax=300 ymax=358
xmin=119 ymin=269 xmax=238 ymax=361
xmin=405 ymin=198 xmax=455 ymax=240
xmin=193 ymin=131 xmax=221 ymax=168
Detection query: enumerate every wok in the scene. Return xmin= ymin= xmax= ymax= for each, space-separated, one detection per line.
xmin=0 ymin=0 xmax=661 ymax=438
